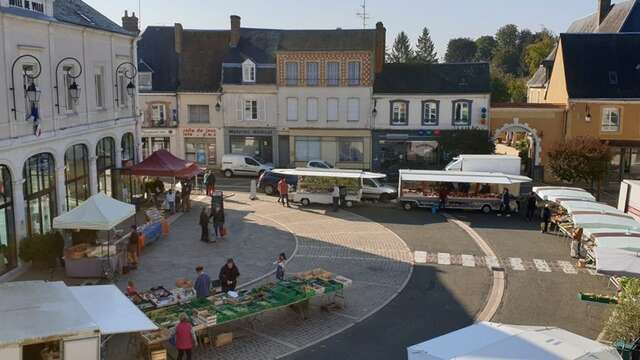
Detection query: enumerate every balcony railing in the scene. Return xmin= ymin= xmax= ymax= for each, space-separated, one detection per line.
xmin=142 ymin=118 xmax=178 ymax=128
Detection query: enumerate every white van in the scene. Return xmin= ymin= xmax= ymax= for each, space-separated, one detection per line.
xmin=221 ymin=154 xmax=273 ymax=178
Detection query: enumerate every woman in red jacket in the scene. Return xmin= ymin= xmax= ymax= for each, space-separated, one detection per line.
xmin=175 ymin=313 xmax=195 ymax=360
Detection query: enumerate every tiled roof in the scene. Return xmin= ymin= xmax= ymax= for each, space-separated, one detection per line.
xmin=373 ymin=62 xmax=491 ymax=94
xmin=53 ymin=0 xmax=134 ymax=36
xmin=278 ymin=29 xmax=376 ymax=51
xmin=178 ymin=30 xmax=229 ymax=92
xmin=137 ymin=27 xmax=178 ymax=92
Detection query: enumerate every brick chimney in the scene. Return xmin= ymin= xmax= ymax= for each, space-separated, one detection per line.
xmin=598 ymin=0 xmax=612 ymax=25
xmin=375 ymin=22 xmax=386 ymax=74
xmin=174 ymin=23 xmax=183 ymax=54
xmin=230 ymin=15 xmax=241 ymax=48
xmin=121 ymin=10 xmax=139 ymax=34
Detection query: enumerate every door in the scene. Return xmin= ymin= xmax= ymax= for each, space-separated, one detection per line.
xmin=278 ymin=136 xmax=290 ymax=167
xmin=362 ymin=178 xmax=381 ymax=198
xmin=244 ymin=157 xmax=261 ymax=175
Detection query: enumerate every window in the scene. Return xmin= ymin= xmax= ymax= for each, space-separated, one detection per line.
xmin=326 ymin=62 xmax=340 ymax=86
xmin=242 ymin=60 xmax=256 ymax=83
xmin=339 ymin=138 xmax=364 ymax=162
xmin=96 ymin=137 xmax=115 ymax=196
xmin=0 ymin=165 xmax=16 ymax=276
xmin=348 ymin=61 xmax=361 ymax=86
xmin=185 ymin=139 xmax=216 ymax=166
xmin=94 ymin=68 xmax=104 ymax=108
xmin=244 ymin=100 xmax=258 ymax=121
xmin=64 ymin=144 xmax=89 ymax=210
xmin=139 ymin=72 xmax=152 ymax=90
xmin=188 ymin=105 xmax=210 ymax=123
xmin=151 ymin=104 xmax=166 ymax=125
xmin=23 ymin=153 xmax=57 ymax=237
xmin=295 ymin=137 xmax=321 ymax=161
xmin=307 ymin=98 xmax=319 ymax=121
xmin=306 ymin=62 xmax=319 ymax=86
xmin=63 ymin=66 xmax=76 ymax=111
xmin=118 ymin=73 xmax=128 ymax=107
xmin=452 ymin=100 xmax=472 ymax=126
xmin=602 ymin=107 xmax=621 ymax=132
xmin=422 ymin=100 xmax=439 ymax=126
xmin=327 ymin=98 xmax=339 ymax=121
xmin=121 ymin=132 xmax=135 ymax=163
xmin=286 ymin=62 xmax=299 ymax=86
xmin=245 ymin=157 xmax=259 ymax=166
xmin=391 ymin=100 xmax=409 ymax=125
xmin=287 ymin=97 xmax=298 ymax=121
xmin=347 ymin=98 xmax=360 ymax=122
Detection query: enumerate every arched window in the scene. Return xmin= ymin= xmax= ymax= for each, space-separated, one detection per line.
xmin=0 ymin=165 xmax=16 ymax=275
xmin=121 ymin=132 xmax=135 ymax=165
xmin=242 ymin=59 xmax=256 ymax=83
xmin=23 ymin=153 xmax=56 ymax=236
xmin=65 ymin=144 xmax=90 ymax=210
xmin=96 ymin=137 xmax=115 ymax=195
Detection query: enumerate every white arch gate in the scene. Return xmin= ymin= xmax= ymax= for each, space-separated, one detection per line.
xmin=493 ymin=118 xmax=542 ymax=167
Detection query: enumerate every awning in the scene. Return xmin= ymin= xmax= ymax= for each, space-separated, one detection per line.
xmin=592 ymin=235 xmax=640 ymax=252
xmin=129 ymin=149 xmax=202 ymax=178
xmin=583 ymin=227 xmax=640 ymax=239
xmin=407 ymin=322 xmax=621 ymax=360
xmin=399 ymin=170 xmax=532 ymax=185
xmin=571 ymin=213 xmax=640 ymax=230
xmin=53 ymin=192 xmax=135 ymax=231
xmin=271 ymin=168 xmax=386 ymax=179
xmin=595 ymin=247 xmax=640 ymax=277
xmin=558 ymin=200 xmax=622 ymax=215
xmin=69 ymin=285 xmax=158 ymax=335
xmin=533 ymin=187 xmax=595 ymax=203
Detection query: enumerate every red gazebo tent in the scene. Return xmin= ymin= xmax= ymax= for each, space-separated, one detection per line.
xmin=130 ymin=149 xmax=202 ymax=178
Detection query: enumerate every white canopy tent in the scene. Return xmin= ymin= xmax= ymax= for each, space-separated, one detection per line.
xmin=595 ymin=247 xmax=640 ymax=277
xmin=399 ymin=170 xmax=532 ymax=185
xmin=271 ymin=168 xmax=386 ymax=179
xmin=571 ymin=213 xmax=640 ymax=230
xmin=533 ymin=187 xmax=596 ymax=203
xmin=583 ymin=227 xmax=640 ymax=239
xmin=407 ymin=322 xmax=621 ymax=360
xmin=558 ymin=200 xmax=622 ymax=215
xmin=52 ymin=192 xmax=135 ymax=231
xmin=591 ymin=234 xmax=640 ymax=252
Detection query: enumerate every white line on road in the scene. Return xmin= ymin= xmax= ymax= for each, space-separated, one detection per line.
xmin=414 ymin=251 xmax=427 ymax=264
xmin=557 ymin=260 xmax=578 ymax=274
xmin=485 ymin=256 xmax=501 ymax=269
xmin=533 ymin=259 xmax=551 ymax=272
xmin=509 ymin=257 xmax=525 ymax=271
xmin=461 ymin=254 xmax=476 ymax=267
xmin=437 ymin=252 xmax=451 ymax=265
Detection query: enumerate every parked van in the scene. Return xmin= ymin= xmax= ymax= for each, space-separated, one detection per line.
xmin=221 ymin=154 xmax=273 ymax=178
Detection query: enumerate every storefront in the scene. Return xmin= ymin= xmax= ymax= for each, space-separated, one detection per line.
xmin=96 ymin=137 xmax=116 ymax=196
xmin=0 ymin=165 xmax=16 ymax=275
xmin=225 ymin=128 xmax=277 ymax=164
xmin=372 ymin=130 xmax=442 ymax=173
xmin=286 ymin=129 xmax=371 ymax=170
xmin=141 ymin=129 xmax=176 ymax=160
xmin=23 ymin=153 xmax=57 ymax=237
xmin=64 ymin=144 xmax=90 ymax=210
xmin=183 ymin=127 xmax=217 ymax=168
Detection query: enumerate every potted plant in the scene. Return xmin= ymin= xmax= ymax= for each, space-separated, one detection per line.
xmin=19 ymin=232 xmax=64 ymax=268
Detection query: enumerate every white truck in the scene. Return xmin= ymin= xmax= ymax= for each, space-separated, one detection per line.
xmin=445 ymin=155 xmax=521 ymax=175
xmin=618 ymin=180 xmax=640 ymax=221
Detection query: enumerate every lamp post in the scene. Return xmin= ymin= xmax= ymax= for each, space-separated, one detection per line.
xmin=9 ymin=54 xmax=42 ymax=120
xmin=54 ymin=57 xmax=83 ymax=113
xmin=114 ymin=62 xmax=137 ymax=107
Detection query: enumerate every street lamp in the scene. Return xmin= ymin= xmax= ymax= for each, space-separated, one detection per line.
xmin=114 ymin=62 xmax=137 ymax=106
xmin=126 ymin=81 xmax=136 ymax=97
xmin=54 ymin=57 xmax=83 ymax=113
xmin=9 ymin=54 xmax=42 ymax=120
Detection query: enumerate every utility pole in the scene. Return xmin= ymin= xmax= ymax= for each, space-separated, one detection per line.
xmin=356 ymin=0 xmax=370 ymax=29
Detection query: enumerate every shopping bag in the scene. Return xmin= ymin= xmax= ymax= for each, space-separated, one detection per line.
xmin=221 ymin=227 xmax=227 ymax=237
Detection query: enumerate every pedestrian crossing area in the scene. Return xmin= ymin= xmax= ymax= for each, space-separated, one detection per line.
xmin=413 ymin=251 xmax=602 ymax=276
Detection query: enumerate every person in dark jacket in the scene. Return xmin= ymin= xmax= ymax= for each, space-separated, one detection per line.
xmin=219 ymin=258 xmax=240 ymax=292
xmin=206 ymin=171 xmax=216 ymax=196
xmin=541 ymin=204 xmax=552 ymax=233
xmin=526 ymin=192 xmax=537 ymax=221
xmin=498 ymin=188 xmax=512 ymax=217
xmin=193 ymin=266 xmax=211 ymax=299
xmin=211 ymin=206 xmax=225 ymax=239
xmin=199 ymin=208 xmax=210 ymax=242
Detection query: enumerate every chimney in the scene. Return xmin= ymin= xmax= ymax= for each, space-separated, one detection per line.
xmin=375 ymin=22 xmax=386 ymax=74
xmin=598 ymin=0 xmax=612 ymax=25
xmin=121 ymin=10 xmax=140 ymax=34
xmin=174 ymin=23 xmax=183 ymax=54
xmin=230 ymin=15 xmax=241 ymax=48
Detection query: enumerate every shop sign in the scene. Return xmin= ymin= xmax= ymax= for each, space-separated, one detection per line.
xmin=228 ymin=128 xmax=275 ymax=137
xmin=183 ymin=128 xmax=216 ymax=138
xmin=143 ymin=129 xmax=174 ymax=136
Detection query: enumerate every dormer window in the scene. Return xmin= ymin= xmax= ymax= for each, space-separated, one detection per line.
xmin=242 ymin=60 xmax=256 ymax=83
xmin=139 ymin=72 xmax=152 ymax=91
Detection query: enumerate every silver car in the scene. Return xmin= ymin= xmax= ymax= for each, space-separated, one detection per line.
xmin=362 ymin=178 xmax=397 ymax=202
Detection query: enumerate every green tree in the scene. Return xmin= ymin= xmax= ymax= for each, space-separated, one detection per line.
xmin=475 ymin=35 xmax=496 ymax=62
xmin=414 ymin=27 xmax=438 ymax=63
xmin=495 ymin=24 xmax=519 ymax=49
xmin=493 ymin=47 xmax=521 ymax=75
xmin=605 ymin=278 xmax=640 ymax=342
xmin=445 ymin=38 xmax=477 ymax=63
xmin=439 ymin=129 xmax=496 ymax=162
xmin=508 ymin=77 xmax=527 ymax=102
xmin=490 ymin=70 xmax=527 ymax=103
xmin=387 ymin=31 xmax=414 ymax=63
xmin=524 ymin=32 xmax=557 ymax=75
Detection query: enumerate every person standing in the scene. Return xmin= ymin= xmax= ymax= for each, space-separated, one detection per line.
xmin=182 ymin=179 xmax=192 ymax=212
xmin=498 ymin=188 xmax=511 ymax=217
xmin=199 ymin=208 xmax=210 ymax=242
xmin=274 ymin=253 xmax=286 ymax=281
xmin=211 ymin=206 xmax=225 ymax=240
xmin=194 ymin=266 xmax=211 ymax=299
xmin=438 ymin=185 xmax=449 ymax=210
xmin=166 ymin=189 xmax=176 ymax=214
xmin=219 ymin=259 xmax=240 ymax=292
xmin=206 ymin=171 xmax=216 ymax=196
xmin=175 ymin=313 xmax=195 ymax=360
xmin=332 ymin=184 xmax=340 ymax=212
xmin=570 ymin=227 xmax=584 ymax=258
xmin=526 ymin=192 xmax=537 ymax=221
xmin=278 ymin=177 xmax=290 ymax=207
xmin=541 ymin=204 xmax=552 ymax=233
xmin=127 ymin=225 xmax=140 ymax=269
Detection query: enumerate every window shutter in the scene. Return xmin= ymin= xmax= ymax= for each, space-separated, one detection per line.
xmin=237 ymin=98 xmax=244 ymax=121
xmin=287 ymin=98 xmax=298 ymax=120
xmin=348 ymin=98 xmax=359 ymax=121
xmin=261 ymin=98 xmax=267 ymax=122
xmin=327 ymin=98 xmax=338 ymax=121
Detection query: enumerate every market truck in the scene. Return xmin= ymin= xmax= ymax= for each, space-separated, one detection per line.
xmin=398 ymin=169 xmax=532 ymax=212
xmin=445 ymin=155 xmax=521 ymax=175
xmin=618 ymin=179 xmax=640 ymax=221
xmin=271 ymin=168 xmax=386 ymax=207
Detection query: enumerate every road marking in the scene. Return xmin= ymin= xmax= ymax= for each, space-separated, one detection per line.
xmin=461 ymin=254 xmax=476 ymax=267
xmin=509 ymin=257 xmax=525 ymax=271
xmin=557 ymin=260 xmax=578 ymax=274
xmin=533 ymin=259 xmax=552 ymax=272
xmin=414 ymin=251 xmax=427 ymax=264
xmin=437 ymin=252 xmax=451 ymax=265
xmin=485 ymin=256 xmax=501 ymax=269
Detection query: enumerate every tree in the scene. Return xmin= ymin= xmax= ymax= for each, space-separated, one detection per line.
xmin=414 ymin=27 xmax=438 ymax=63
xmin=495 ymin=24 xmax=519 ymax=49
xmin=605 ymin=278 xmax=640 ymax=342
xmin=445 ymin=38 xmax=477 ymax=63
xmin=493 ymin=47 xmax=521 ymax=75
xmin=439 ymin=129 xmax=496 ymax=162
xmin=524 ymin=32 xmax=556 ymax=76
xmin=387 ymin=31 xmax=414 ymax=63
xmin=475 ymin=35 xmax=496 ymax=62
xmin=548 ymin=137 xmax=612 ymax=198
xmin=491 ymin=70 xmax=527 ymax=103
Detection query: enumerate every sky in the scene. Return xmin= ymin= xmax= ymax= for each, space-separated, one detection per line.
xmin=85 ymin=0 xmax=621 ymax=59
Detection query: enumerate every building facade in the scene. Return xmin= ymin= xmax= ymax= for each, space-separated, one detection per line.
xmin=0 ymin=0 xmax=138 ymax=278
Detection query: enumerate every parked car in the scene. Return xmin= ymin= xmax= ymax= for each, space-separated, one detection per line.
xmin=306 ymin=160 xmax=334 ymax=169
xmin=221 ymin=154 xmax=273 ymax=178
xmin=362 ymin=177 xmax=397 ymax=202
xmin=257 ymin=171 xmax=298 ymax=195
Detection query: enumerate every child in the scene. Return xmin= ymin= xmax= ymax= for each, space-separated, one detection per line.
xmin=274 ymin=253 xmax=286 ymax=281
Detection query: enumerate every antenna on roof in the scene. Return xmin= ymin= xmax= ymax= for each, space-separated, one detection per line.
xmin=356 ymin=0 xmax=370 ymax=29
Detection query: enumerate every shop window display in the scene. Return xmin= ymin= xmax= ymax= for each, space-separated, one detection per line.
xmin=64 ymin=144 xmax=90 ymax=210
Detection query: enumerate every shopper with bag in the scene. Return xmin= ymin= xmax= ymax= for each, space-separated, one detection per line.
xmin=211 ymin=206 xmax=225 ymax=240
xmin=174 ymin=313 xmax=196 ymax=360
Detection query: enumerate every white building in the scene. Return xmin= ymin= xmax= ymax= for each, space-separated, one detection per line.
xmin=0 ymin=0 xmax=138 ymax=280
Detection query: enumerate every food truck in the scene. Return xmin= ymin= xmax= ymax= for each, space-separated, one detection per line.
xmin=271 ymin=168 xmax=386 ymax=207
xmin=398 ymin=170 xmax=532 ymax=212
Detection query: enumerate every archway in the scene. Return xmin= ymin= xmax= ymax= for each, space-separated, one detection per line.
xmin=493 ymin=120 xmax=543 ymax=179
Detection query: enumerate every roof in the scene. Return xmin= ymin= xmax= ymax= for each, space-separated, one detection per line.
xmin=137 ymin=26 xmax=178 ymax=92
xmin=374 ymin=63 xmax=491 ymax=94
xmin=398 ymin=170 xmax=532 ymax=185
xmin=53 ymin=0 xmax=135 ymax=36
xmin=130 ymin=149 xmax=202 ymax=177
xmin=278 ymin=29 xmax=376 ymax=51
xmin=560 ymin=33 xmax=640 ymax=99
xmin=179 ymin=30 xmax=229 ymax=92
xmin=272 ymin=168 xmax=386 ymax=179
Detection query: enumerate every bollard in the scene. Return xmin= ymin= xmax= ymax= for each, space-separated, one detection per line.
xmin=249 ymin=179 xmax=257 ymax=200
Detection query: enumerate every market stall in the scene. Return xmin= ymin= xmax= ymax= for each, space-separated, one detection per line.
xmin=533 ymin=186 xmax=596 ymax=203
xmin=407 ymin=321 xmax=622 ymax=360
xmin=53 ymin=192 xmax=135 ymax=278
xmin=0 ymin=281 xmax=157 ymax=360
